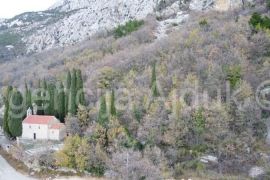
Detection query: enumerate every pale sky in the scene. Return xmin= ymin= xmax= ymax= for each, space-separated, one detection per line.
xmin=0 ymin=0 xmax=58 ymax=19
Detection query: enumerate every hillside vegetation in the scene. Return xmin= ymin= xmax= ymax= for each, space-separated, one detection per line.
xmin=1 ymin=3 xmax=270 ymax=179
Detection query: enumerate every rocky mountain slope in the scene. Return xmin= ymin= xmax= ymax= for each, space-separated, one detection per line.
xmin=0 ymin=0 xmax=254 ymax=61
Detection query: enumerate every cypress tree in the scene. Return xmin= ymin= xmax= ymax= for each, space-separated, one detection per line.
xmin=193 ymin=107 xmax=206 ymax=144
xmin=64 ymin=92 xmax=69 ymax=116
xmin=150 ymin=62 xmax=159 ymax=97
xmin=41 ymin=79 xmax=47 ymax=111
xmin=45 ymin=83 xmax=55 ymax=115
xmin=57 ymin=82 xmax=65 ymax=122
xmin=41 ymin=79 xmax=47 ymax=90
xmin=35 ymin=80 xmax=44 ymax=115
xmin=151 ymin=62 xmax=157 ymax=88
xmin=66 ymin=70 xmax=71 ymax=89
xmin=24 ymin=83 xmax=32 ymax=111
xmin=68 ymin=69 xmax=77 ymax=115
xmin=41 ymin=79 xmax=47 ymax=113
xmin=65 ymin=70 xmax=71 ymax=116
xmin=151 ymin=81 xmax=160 ymax=97
xmin=98 ymin=95 xmax=108 ymax=127
xmin=54 ymin=85 xmax=59 ymax=117
xmin=8 ymin=89 xmax=24 ymax=138
xmin=110 ymin=89 xmax=116 ymax=117
xmin=3 ymin=86 xmax=12 ymax=137
xmin=76 ymin=69 xmax=85 ymax=106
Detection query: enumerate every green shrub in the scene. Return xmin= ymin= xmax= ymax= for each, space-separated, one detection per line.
xmin=191 ymin=144 xmax=208 ymax=154
xmin=114 ymin=20 xmax=144 ymax=38
xmin=193 ymin=107 xmax=206 ymax=135
xmin=249 ymin=13 xmax=263 ymax=28
xmin=249 ymin=12 xmax=270 ymax=31
xmin=174 ymin=163 xmax=184 ymax=177
xmin=184 ymin=92 xmax=193 ymax=106
xmin=199 ymin=19 xmax=208 ymax=27
xmin=262 ymin=110 xmax=270 ymax=118
xmin=133 ymin=105 xmax=145 ymax=123
xmin=225 ymin=65 xmax=242 ymax=89
xmin=181 ymin=159 xmax=205 ymax=171
xmin=86 ymin=165 xmax=105 ymax=177
xmin=253 ymin=121 xmax=267 ymax=139
xmin=122 ymin=127 xmax=144 ymax=150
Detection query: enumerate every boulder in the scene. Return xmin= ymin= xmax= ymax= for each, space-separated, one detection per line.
xmin=214 ymin=0 xmax=255 ymax=11
xmin=156 ymin=2 xmax=180 ymax=19
xmin=190 ymin=0 xmax=255 ymax=11
xmin=190 ymin=0 xmax=214 ymax=11
xmin=200 ymin=155 xmax=218 ymax=163
xmin=249 ymin=166 xmax=265 ymax=178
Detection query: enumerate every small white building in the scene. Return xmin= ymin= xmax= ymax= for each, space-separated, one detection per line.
xmin=21 ymin=108 xmax=66 ymax=141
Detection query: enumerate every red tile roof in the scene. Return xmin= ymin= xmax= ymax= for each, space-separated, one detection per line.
xmin=50 ymin=123 xmax=65 ymax=130
xmin=23 ymin=115 xmax=55 ymax=125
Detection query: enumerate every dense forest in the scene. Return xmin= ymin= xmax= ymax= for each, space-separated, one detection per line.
xmin=1 ymin=2 xmax=270 ymax=179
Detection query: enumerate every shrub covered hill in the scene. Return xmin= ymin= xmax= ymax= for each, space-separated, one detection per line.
xmin=2 ymin=0 xmax=270 ymax=179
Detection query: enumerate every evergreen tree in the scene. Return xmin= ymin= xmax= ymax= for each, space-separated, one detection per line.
xmin=110 ymin=89 xmax=116 ymax=117
xmin=98 ymin=95 xmax=108 ymax=127
xmin=45 ymin=83 xmax=55 ymax=115
xmin=8 ymin=89 xmax=24 ymax=138
xmin=65 ymin=70 xmax=71 ymax=116
xmin=151 ymin=62 xmax=157 ymax=88
xmin=68 ymin=69 xmax=77 ymax=115
xmin=193 ymin=107 xmax=206 ymax=145
xmin=193 ymin=107 xmax=206 ymax=135
xmin=150 ymin=62 xmax=159 ymax=97
xmin=65 ymin=91 xmax=69 ymax=116
xmin=151 ymin=81 xmax=160 ymax=97
xmin=57 ymin=82 xmax=66 ymax=122
xmin=3 ymin=86 xmax=12 ymax=137
xmin=35 ymin=79 xmax=44 ymax=115
xmin=24 ymin=83 xmax=32 ymax=111
xmin=41 ymin=79 xmax=47 ymax=112
xmin=133 ymin=103 xmax=145 ymax=123
xmin=66 ymin=70 xmax=71 ymax=89
xmin=76 ymin=69 xmax=85 ymax=106
xmin=41 ymin=79 xmax=47 ymax=90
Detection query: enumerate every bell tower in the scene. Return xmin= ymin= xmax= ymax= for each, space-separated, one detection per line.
xmin=27 ymin=107 xmax=32 ymax=117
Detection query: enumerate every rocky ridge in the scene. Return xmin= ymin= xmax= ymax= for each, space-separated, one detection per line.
xmin=0 ymin=0 xmax=254 ymax=58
